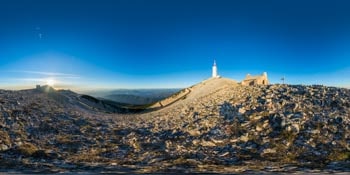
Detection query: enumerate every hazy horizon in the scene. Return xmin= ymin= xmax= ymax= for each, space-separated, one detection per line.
xmin=1 ymin=0 xmax=350 ymax=90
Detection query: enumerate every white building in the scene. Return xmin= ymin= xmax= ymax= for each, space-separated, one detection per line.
xmin=212 ymin=60 xmax=219 ymax=78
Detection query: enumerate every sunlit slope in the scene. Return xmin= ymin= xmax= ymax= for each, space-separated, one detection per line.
xmin=149 ymin=77 xmax=238 ymax=110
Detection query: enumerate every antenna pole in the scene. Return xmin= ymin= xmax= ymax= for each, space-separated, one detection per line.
xmin=281 ymin=76 xmax=285 ymax=84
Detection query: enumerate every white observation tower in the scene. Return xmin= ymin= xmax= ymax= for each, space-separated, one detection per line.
xmin=212 ymin=60 xmax=218 ymax=78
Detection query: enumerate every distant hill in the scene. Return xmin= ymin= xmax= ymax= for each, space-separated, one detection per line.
xmin=104 ymin=94 xmax=158 ymax=105
xmin=16 ymin=86 xmax=148 ymax=114
xmin=103 ymin=89 xmax=181 ymax=105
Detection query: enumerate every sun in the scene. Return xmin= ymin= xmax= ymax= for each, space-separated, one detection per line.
xmin=46 ymin=78 xmax=56 ymax=87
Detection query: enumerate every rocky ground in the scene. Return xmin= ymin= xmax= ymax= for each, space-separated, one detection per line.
xmin=0 ymin=78 xmax=349 ymax=173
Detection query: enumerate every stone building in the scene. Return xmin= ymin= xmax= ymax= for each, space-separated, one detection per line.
xmin=241 ymin=72 xmax=269 ymax=86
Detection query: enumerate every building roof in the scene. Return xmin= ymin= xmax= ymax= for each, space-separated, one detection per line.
xmin=244 ymin=75 xmax=264 ymax=81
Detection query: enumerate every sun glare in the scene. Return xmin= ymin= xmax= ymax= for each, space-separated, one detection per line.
xmin=46 ymin=78 xmax=56 ymax=86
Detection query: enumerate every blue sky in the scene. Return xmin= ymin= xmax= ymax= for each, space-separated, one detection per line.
xmin=0 ymin=0 xmax=350 ymax=90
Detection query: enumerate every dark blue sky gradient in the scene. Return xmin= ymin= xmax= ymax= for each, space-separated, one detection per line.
xmin=0 ymin=0 xmax=350 ymax=89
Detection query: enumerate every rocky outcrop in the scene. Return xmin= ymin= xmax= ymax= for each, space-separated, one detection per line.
xmin=136 ymin=83 xmax=350 ymax=172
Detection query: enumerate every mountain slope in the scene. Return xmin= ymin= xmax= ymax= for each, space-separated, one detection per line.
xmin=148 ymin=77 xmax=238 ymax=109
xmin=0 ymin=80 xmax=349 ymax=173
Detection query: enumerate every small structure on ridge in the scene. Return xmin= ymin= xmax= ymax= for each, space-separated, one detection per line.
xmin=241 ymin=72 xmax=269 ymax=86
